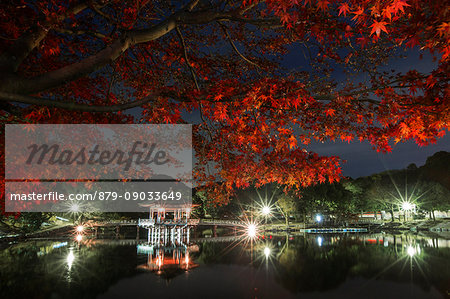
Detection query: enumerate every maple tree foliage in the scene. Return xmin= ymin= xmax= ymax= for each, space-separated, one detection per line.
xmin=0 ymin=0 xmax=449 ymax=209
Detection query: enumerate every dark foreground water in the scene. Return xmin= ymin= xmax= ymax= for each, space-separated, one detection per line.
xmin=1 ymin=232 xmax=449 ymax=299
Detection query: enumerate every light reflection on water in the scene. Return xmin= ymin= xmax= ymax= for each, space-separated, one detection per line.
xmin=0 ymin=231 xmax=448 ymax=299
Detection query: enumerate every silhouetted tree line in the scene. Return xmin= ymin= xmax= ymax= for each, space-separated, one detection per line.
xmin=193 ymin=151 xmax=450 ymax=222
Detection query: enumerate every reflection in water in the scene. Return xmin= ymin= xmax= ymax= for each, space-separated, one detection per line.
xmin=136 ymin=226 xmax=198 ymax=279
xmin=317 ymin=236 xmax=323 ymax=247
xmin=66 ymin=249 xmax=75 ymax=270
xmin=66 ymin=247 xmax=75 ymax=284
xmin=272 ymin=234 xmax=448 ymax=298
xmin=0 ymin=232 xmax=448 ymax=299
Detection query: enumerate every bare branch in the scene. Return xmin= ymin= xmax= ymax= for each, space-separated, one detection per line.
xmin=218 ymin=21 xmax=260 ymax=68
xmin=53 ymin=27 xmax=108 ymax=39
xmin=176 ymin=26 xmax=200 ymax=91
xmin=0 ymin=35 xmax=18 ymax=41
xmin=239 ymin=0 xmax=262 ymax=15
xmin=0 ymin=91 xmax=158 ymax=112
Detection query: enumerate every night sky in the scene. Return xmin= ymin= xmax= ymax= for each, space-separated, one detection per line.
xmin=308 ymin=136 xmax=450 ymax=178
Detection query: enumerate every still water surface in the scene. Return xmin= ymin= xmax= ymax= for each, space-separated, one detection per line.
xmin=1 ymin=232 xmax=449 ymax=299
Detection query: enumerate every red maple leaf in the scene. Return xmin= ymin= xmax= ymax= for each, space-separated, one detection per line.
xmin=288 ymin=135 xmax=297 ymax=149
xmin=338 ymin=3 xmax=351 ymax=16
xmin=351 ymin=7 xmax=364 ymax=21
xmin=317 ymin=0 xmax=330 ymax=11
xmin=392 ymin=0 xmax=410 ymax=15
xmin=381 ymin=6 xmax=394 ymax=21
xmin=325 ymin=108 xmax=336 ymax=117
xmin=437 ymin=22 xmax=449 ymax=37
xmin=370 ymin=20 xmax=388 ymax=37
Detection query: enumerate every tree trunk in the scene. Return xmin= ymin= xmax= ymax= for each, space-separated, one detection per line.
xmin=432 ymin=210 xmax=436 ymax=221
xmin=389 ymin=209 xmax=395 ymax=222
xmin=393 ymin=235 xmax=398 ymax=254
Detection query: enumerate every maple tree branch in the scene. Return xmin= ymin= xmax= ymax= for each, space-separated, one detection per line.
xmin=90 ymin=3 xmax=121 ymax=26
xmin=176 ymin=26 xmax=200 ymax=91
xmin=0 ymin=1 xmax=89 ymax=73
xmin=218 ymin=21 xmax=261 ymax=68
xmin=0 ymin=35 xmax=18 ymax=41
xmin=198 ymin=102 xmax=215 ymax=142
xmin=105 ymin=68 xmax=116 ymax=102
xmin=0 ymin=0 xmax=281 ymax=98
xmin=223 ymin=16 xmax=282 ymax=28
xmin=53 ymin=27 xmax=108 ymax=39
xmin=4 ymin=2 xmax=255 ymax=95
xmin=186 ymin=0 xmax=201 ymax=11
xmin=239 ymin=0 xmax=263 ymax=15
xmin=0 ymin=82 xmax=435 ymax=115
xmin=0 ymin=91 xmax=160 ymax=112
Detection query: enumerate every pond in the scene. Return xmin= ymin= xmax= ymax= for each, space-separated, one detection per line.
xmin=0 ymin=230 xmax=449 ymax=299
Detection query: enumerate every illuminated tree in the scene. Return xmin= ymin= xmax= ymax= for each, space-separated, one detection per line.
xmin=365 ymin=174 xmax=400 ymax=221
xmin=276 ymin=192 xmax=299 ymax=226
xmin=413 ymin=180 xmax=450 ymax=221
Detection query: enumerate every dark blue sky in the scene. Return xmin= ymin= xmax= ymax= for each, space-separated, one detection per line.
xmin=308 ymin=136 xmax=450 ymax=178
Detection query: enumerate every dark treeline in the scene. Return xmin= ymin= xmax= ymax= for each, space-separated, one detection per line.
xmin=193 ymin=151 xmax=450 ymax=223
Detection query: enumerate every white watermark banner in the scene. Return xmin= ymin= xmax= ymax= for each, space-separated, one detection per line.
xmin=5 ymin=124 xmax=192 ymax=212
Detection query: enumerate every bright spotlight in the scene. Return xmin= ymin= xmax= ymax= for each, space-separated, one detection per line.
xmin=316 ymin=214 xmax=322 ymax=222
xmin=75 ymin=234 xmax=83 ymax=242
xmin=247 ymin=224 xmax=257 ymax=238
xmin=264 ymin=247 xmax=271 ymax=258
xmin=407 ymin=245 xmax=416 ymax=257
xmin=70 ymin=203 xmax=80 ymax=213
xmin=402 ymin=201 xmax=413 ymax=211
xmin=76 ymin=225 xmax=84 ymax=233
xmin=262 ymin=206 xmax=271 ymax=216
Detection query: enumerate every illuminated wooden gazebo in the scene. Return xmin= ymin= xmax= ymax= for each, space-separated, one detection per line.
xmin=139 ymin=202 xmax=198 ymax=226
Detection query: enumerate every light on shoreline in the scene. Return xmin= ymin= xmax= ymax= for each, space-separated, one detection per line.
xmin=407 ymin=245 xmax=421 ymax=257
xmin=247 ymin=224 xmax=257 ymax=238
xmin=262 ymin=206 xmax=271 ymax=216
xmin=70 ymin=203 xmax=80 ymax=213
xmin=401 ymin=201 xmax=414 ymax=211
xmin=407 ymin=246 xmax=416 ymax=257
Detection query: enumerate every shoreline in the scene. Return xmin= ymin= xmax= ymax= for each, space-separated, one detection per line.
xmin=1 ymin=219 xmax=449 ymax=244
